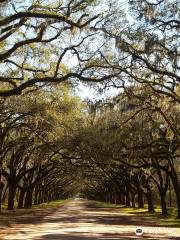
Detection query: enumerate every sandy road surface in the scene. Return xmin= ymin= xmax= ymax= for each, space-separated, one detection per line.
xmin=0 ymin=199 xmax=179 ymax=240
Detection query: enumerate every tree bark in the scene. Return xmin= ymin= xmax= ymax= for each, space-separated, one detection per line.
xmin=137 ymin=187 xmax=144 ymax=208
xmin=146 ymin=193 xmax=154 ymax=213
xmin=7 ymin=181 xmax=17 ymax=210
xmin=160 ymin=192 xmax=168 ymax=215
xmin=34 ymin=186 xmax=39 ymax=205
xmin=131 ymin=193 xmax=135 ymax=208
xmin=17 ymin=189 xmax=26 ymax=209
xmin=0 ymin=180 xmax=4 ymax=212
xmin=170 ymin=173 xmax=180 ymax=218
xmin=125 ymin=187 xmax=131 ymax=207
xmin=169 ymin=179 xmax=172 ymax=207
xmin=24 ymin=187 xmax=34 ymax=208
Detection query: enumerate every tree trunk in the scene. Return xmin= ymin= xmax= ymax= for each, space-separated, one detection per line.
xmin=146 ymin=193 xmax=154 ymax=213
xmin=169 ymin=179 xmax=172 ymax=207
xmin=2 ymin=183 xmax=8 ymax=204
xmin=160 ymin=192 xmax=168 ymax=215
xmin=0 ymin=181 xmax=4 ymax=212
xmin=0 ymin=166 xmax=5 ymax=212
xmin=7 ymin=182 xmax=17 ymax=210
xmin=24 ymin=188 xmax=34 ymax=208
xmin=17 ymin=189 xmax=26 ymax=209
xmin=131 ymin=193 xmax=135 ymax=208
xmin=125 ymin=187 xmax=131 ymax=207
xmin=121 ymin=194 xmax=126 ymax=205
xmin=146 ymin=184 xmax=154 ymax=212
xmin=116 ymin=193 xmax=122 ymax=204
xmin=170 ymin=173 xmax=180 ymax=218
xmin=137 ymin=188 xmax=144 ymax=208
xmin=48 ymin=192 xmax=52 ymax=202
xmin=38 ymin=190 xmax=42 ymax=204
xmin=34 ymin=187 xmax=39 ymax=205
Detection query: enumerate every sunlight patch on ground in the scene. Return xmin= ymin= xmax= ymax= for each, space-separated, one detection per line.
xmin=0 ymin=200 xmax=179 ymax=240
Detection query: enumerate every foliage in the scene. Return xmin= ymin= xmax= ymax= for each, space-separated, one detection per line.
xmin=0 ymin=0 xmax=120 ymax=96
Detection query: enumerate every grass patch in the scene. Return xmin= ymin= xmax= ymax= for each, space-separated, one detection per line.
xmin=90 ymin=201 xmax=123 ymax=208
xmin=90 ymin=201 xmax=180 ymax=228
xmin=159 ymin=208 xmax=180 ymax=227
xmin=33 ymin=199 xmax=69 ymax=209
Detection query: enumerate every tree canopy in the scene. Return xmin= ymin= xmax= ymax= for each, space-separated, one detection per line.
xmin=0 ymin=0 xmax=121 ymax=96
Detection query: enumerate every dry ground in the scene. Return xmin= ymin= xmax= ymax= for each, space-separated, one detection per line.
xmin=0 ymin=199 xmax=179 ymax=240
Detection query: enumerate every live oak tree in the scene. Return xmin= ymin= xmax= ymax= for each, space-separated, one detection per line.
xmin=97 ymin=0 xmax=180 ymax=104
xmin=0 ymin=0 xmax=121 ymax=97
xmin=0 ymin=84 xmax=85 ymax=210
xmin=76 ymin=0 xmax=179 ymax=216
xmin=65 ymin=86 xmax=180 ymax=217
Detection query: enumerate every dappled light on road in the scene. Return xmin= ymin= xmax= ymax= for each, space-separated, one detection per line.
xmin=0 ymin=200 xmax=179 ymax=240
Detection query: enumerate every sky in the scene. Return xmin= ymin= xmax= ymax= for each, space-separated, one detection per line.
xmin=76 ymin=83 xmax=120 ymax=100
xmin=74 ymin=0 xmax=130 ymax=100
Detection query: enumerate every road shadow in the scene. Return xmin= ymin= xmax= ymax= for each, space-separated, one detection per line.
xmin=0 ymin=201 xmax=179 ymax=240
xmin=34 ymin=232 xmax=180 ymax=240
xmin=1 ymin=201 xmax=179 ymax=229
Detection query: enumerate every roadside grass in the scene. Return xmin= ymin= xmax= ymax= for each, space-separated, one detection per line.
xmin=0 ymin=199 xmax=69 ymax=226
xmin=33 ymin=199 xmax=69 ymax=209
xmin=90 ymin=201 xmax=180 ymax=228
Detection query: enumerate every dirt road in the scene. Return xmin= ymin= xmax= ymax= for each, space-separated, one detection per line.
xmin=0 ymin=199 xmax=179 ymax=240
